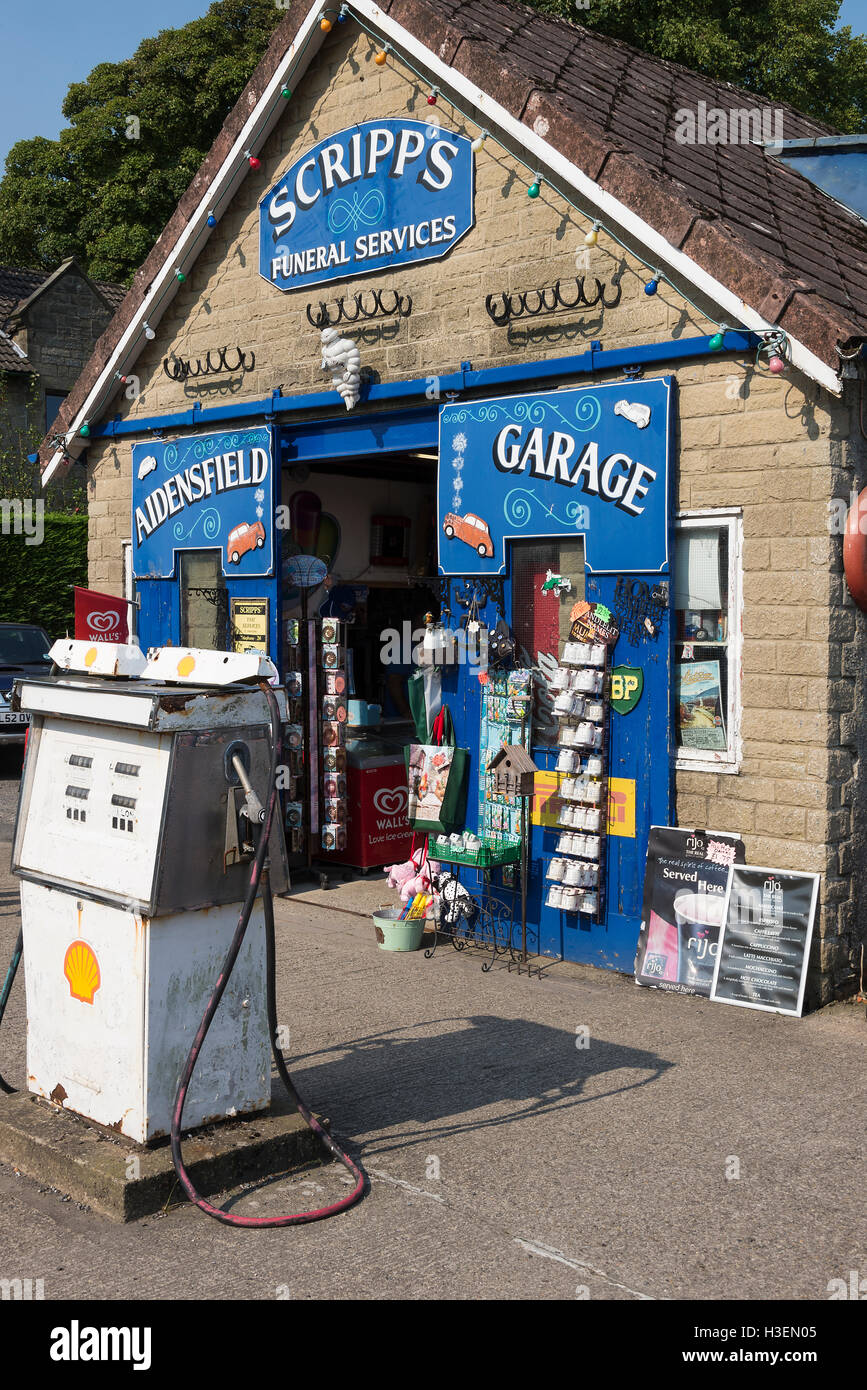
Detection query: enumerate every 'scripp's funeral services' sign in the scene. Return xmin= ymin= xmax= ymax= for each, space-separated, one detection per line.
xmin=710 ymin=865 xmax=820 ymax=1016
xmin=132 ymin=427 xmax=274 ymax=579
xmin=438 ymin=378 xmax=673 ymax=575
xmin=260 ymin=119 xmax=474 ymax=292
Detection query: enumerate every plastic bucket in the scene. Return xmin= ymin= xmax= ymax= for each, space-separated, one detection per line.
xmin=372 ymin=906 xmax=427 ymax=952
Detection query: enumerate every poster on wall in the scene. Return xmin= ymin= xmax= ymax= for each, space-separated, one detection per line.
xmin=676 ymin=659 xmax=726 ymax=750
xmin=132 ymin=426 xmax=274 ymax=579
xmin=259 ymin=120 xmax=474 ymax=293
xmin=635 ymin=826 xmax=745 ymax=996
xmin=230 ymin=598 xmax=268 ymax=654
xmin=437 ymin=378 xmax=672 ymax=576
xmin=710 ymin=865 xmax=819 ymax=1016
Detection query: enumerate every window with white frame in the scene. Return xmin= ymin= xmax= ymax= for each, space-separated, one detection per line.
xmin=674 ymin=511 xmax=742 ymax=771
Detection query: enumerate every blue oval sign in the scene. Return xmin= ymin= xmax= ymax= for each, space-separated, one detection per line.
xmin=259 ymin=119 xmax=475 ymax=292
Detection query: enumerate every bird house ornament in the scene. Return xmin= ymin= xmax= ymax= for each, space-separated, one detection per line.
xmin=489 ymin=743 xmax=536 ymax=797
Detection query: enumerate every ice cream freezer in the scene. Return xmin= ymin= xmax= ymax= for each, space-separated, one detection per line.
xmin=328 ymin=731 xmax=414 ymax=871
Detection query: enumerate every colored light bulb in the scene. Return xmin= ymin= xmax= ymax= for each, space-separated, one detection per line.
xmin=528 ymin=175 xmax=542 ymax=198
xmin=175 ymin=270 xmax=186 ymax=283
xmin=207 ymin=212 xmax=217 ymax=227
xmin=79 ymin=422 xmax=90 ymax=437
xmin=708 ymin=331 xmax=724 ymax=351
xmin=427 ymin=90 xmax=438 ymax=106
xmin=768 ymin=354 xmax=785 ymax=374
xmin=320 ymin=16 xmax=332 ymax=32
xmin=375 ymin=49 xmax=387 ymax=65
xmin=281 ymin=85 xmax=292 ymax=99
xmin=645 ymin=277 xmax=658 ymax=296
xmin=143 ymin=323 xmax=155 ymax=340
xmin=584 ymin=224 xmax=599 ymax=246
xmin=471 ymin=132 xmax=487 ymax=154
xmin=248 ymin=154 xmax=261 ymax=169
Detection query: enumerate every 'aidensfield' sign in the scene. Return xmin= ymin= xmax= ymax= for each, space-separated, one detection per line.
xmin=259 ymin=120 xmax=474 ymax=292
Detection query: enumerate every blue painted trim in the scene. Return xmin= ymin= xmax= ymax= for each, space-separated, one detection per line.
xmin=91 ymin=331 xmax=759 ymax=440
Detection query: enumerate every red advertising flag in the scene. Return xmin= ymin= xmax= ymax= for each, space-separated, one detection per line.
xmin=73 ymin=588 xmax=129 ymax=644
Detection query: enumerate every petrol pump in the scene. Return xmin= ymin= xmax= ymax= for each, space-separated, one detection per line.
xmin=1 ymin=638 xmax=365 ymax=1227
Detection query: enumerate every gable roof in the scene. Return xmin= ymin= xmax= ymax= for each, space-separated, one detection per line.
xmin=0 ymin=259 xmax=125 ymax=330
xmin=40 ymin=0 xmax=867 ymax=480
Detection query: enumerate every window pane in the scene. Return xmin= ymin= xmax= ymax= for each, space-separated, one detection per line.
xmin=674 ymin=524 xmax=730 ymax=753
xmin=180 ymin=551 xmax=227 ymax=650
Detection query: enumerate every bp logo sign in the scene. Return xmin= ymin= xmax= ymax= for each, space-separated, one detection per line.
xmin=610 ymin=666 xmax=644 ymax=715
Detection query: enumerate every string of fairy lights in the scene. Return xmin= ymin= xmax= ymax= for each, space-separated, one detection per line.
xmin=53 ymin=1 xmax=788 ymax=464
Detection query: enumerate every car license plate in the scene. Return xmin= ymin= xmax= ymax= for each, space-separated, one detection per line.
xmin=0 ymin=711 xmax=26 ymax=724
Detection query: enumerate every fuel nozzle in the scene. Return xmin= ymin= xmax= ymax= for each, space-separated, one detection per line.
xmin=231 ymin=753 xmax=265 ymax=825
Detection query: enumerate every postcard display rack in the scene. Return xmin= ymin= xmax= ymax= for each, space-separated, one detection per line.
xmin=547 ymin=639 xmax=610 ymax=921
xmin=428 ymin=671 xmax=533 ymax=973
xmin=282 ymin=617 xmax=349 ymax=873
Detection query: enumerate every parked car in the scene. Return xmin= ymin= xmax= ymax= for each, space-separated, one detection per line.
xmin=226 ymin=520 xmax=266 ymax=565
xmin=442 ymin=511 xmax=495 ymax=557
xmin=0 ymin=623 xmax=53 ymax=744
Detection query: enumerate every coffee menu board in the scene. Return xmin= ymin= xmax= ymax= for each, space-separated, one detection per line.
xmin=635 ymin=826 xmax=745 ymax=996
xmin=710 ymin=865 xmax=819 ymax=1016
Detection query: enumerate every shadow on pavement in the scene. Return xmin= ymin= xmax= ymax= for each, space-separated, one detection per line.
xmin=287 ymin=1014 xmax=674 ymax=1151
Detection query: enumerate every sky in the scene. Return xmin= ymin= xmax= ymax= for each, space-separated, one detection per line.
xmin=0 ymin=0 xmax=865 ymax=169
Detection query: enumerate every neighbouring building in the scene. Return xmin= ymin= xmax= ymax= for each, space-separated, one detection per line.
xmin=38 ymin=0 xmax=867 ymax=1008
xmin=0 ymin=258 xmax=125 ymax=490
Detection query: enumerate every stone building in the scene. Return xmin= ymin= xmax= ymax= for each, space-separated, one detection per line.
xmin=38 ymin=0 xmax=867 ymax=1006
xmin=0 ymin=259 xmax=124 ymax=492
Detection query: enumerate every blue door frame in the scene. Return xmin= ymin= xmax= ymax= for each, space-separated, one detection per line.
xmin=129 ymin=375 xmax=673 ymax=972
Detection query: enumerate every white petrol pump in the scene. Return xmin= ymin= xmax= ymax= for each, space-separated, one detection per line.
xmin=5 ymin=637 xmax=366 ymax=1226
xmin=11 ymin=639 xmax=289 ymax=1144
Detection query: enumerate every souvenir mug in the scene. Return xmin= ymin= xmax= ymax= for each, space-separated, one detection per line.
xmin=584 ymin=836 xmax=601 ymax=859
xmin=561 ymin=886 xmax=580 ymax=912
xmin=585 ymin=701 xmax=604 ymax=722
xmin=589 ymin=643 xmax=606 ymax=666
xmin=546 ymin=885 xmax=564 ymax=909
xmin=586 ymin=755 xmax=604 ymax=777
xmin=584 ymin=807 xmax=602 ymax=832
xmin=582 ymin=892 xmax=599 ymax=915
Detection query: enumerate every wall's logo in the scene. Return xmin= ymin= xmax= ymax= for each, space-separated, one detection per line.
xmin=63 ymin=941 xmax=101 ymax=1005
xmin=86 ymin=610 xmax=120 ymax=635
xmin=373 ymin=787 xmax=407 ymax=817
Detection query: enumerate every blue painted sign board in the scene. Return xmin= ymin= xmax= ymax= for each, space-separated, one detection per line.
xmin=436 ymin=379 xmax=674 ymax=971
xmin=438 ymin=378 xmax=672 ymax=576
xmin=259 ymin=119 xmax=474 ymax=292
xmin=132 ymin=426 xmax=275 ymax=580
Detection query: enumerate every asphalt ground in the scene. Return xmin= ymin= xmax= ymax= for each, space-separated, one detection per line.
xmin=0 ymin=750 xmax=864 ymax=1309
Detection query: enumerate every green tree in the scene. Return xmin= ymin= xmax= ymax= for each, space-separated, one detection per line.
xmin=527 ymin=0 xmax=867 ymax=132
xmin=0 ymin=0 xmax=285 ymax=283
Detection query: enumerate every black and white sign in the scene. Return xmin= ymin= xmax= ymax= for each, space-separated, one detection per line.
xmin=635 ymin=825 xmax=745 ymax=996
xmin=710 ymin=865 xmax=819 ymax=1016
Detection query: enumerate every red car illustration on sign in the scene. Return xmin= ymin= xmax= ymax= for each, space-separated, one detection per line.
xmin=226 ymin=520 xmax=266 ymax=564
xmin=442 ymin=511 xmax=494 ymax=557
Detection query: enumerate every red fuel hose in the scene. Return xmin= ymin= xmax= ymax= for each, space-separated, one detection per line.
xmin=169 ymin=681 xmax=366 ymax=1226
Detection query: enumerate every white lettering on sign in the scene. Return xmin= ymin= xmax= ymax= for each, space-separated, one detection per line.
xmin=134 ymin=447 xmax=269 ymax=545
xmin=492 ymin=424 xmax=657 ymax=517
xmin=266 ymin=127 xmax=459 ymax=238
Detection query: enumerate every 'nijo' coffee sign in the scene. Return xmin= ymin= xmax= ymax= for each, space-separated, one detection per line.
xmin=259 ymin=120 xmax=474 ymax=291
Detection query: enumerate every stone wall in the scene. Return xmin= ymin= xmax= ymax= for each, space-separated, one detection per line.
xmin=82 ymin=25 xmax=860 ymax=1001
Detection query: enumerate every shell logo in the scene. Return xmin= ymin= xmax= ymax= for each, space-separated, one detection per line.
xmin=177 ymin=654 xmax=196 ymax=678
xmin=63 ymin=940 xmax=101 ymax=1005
